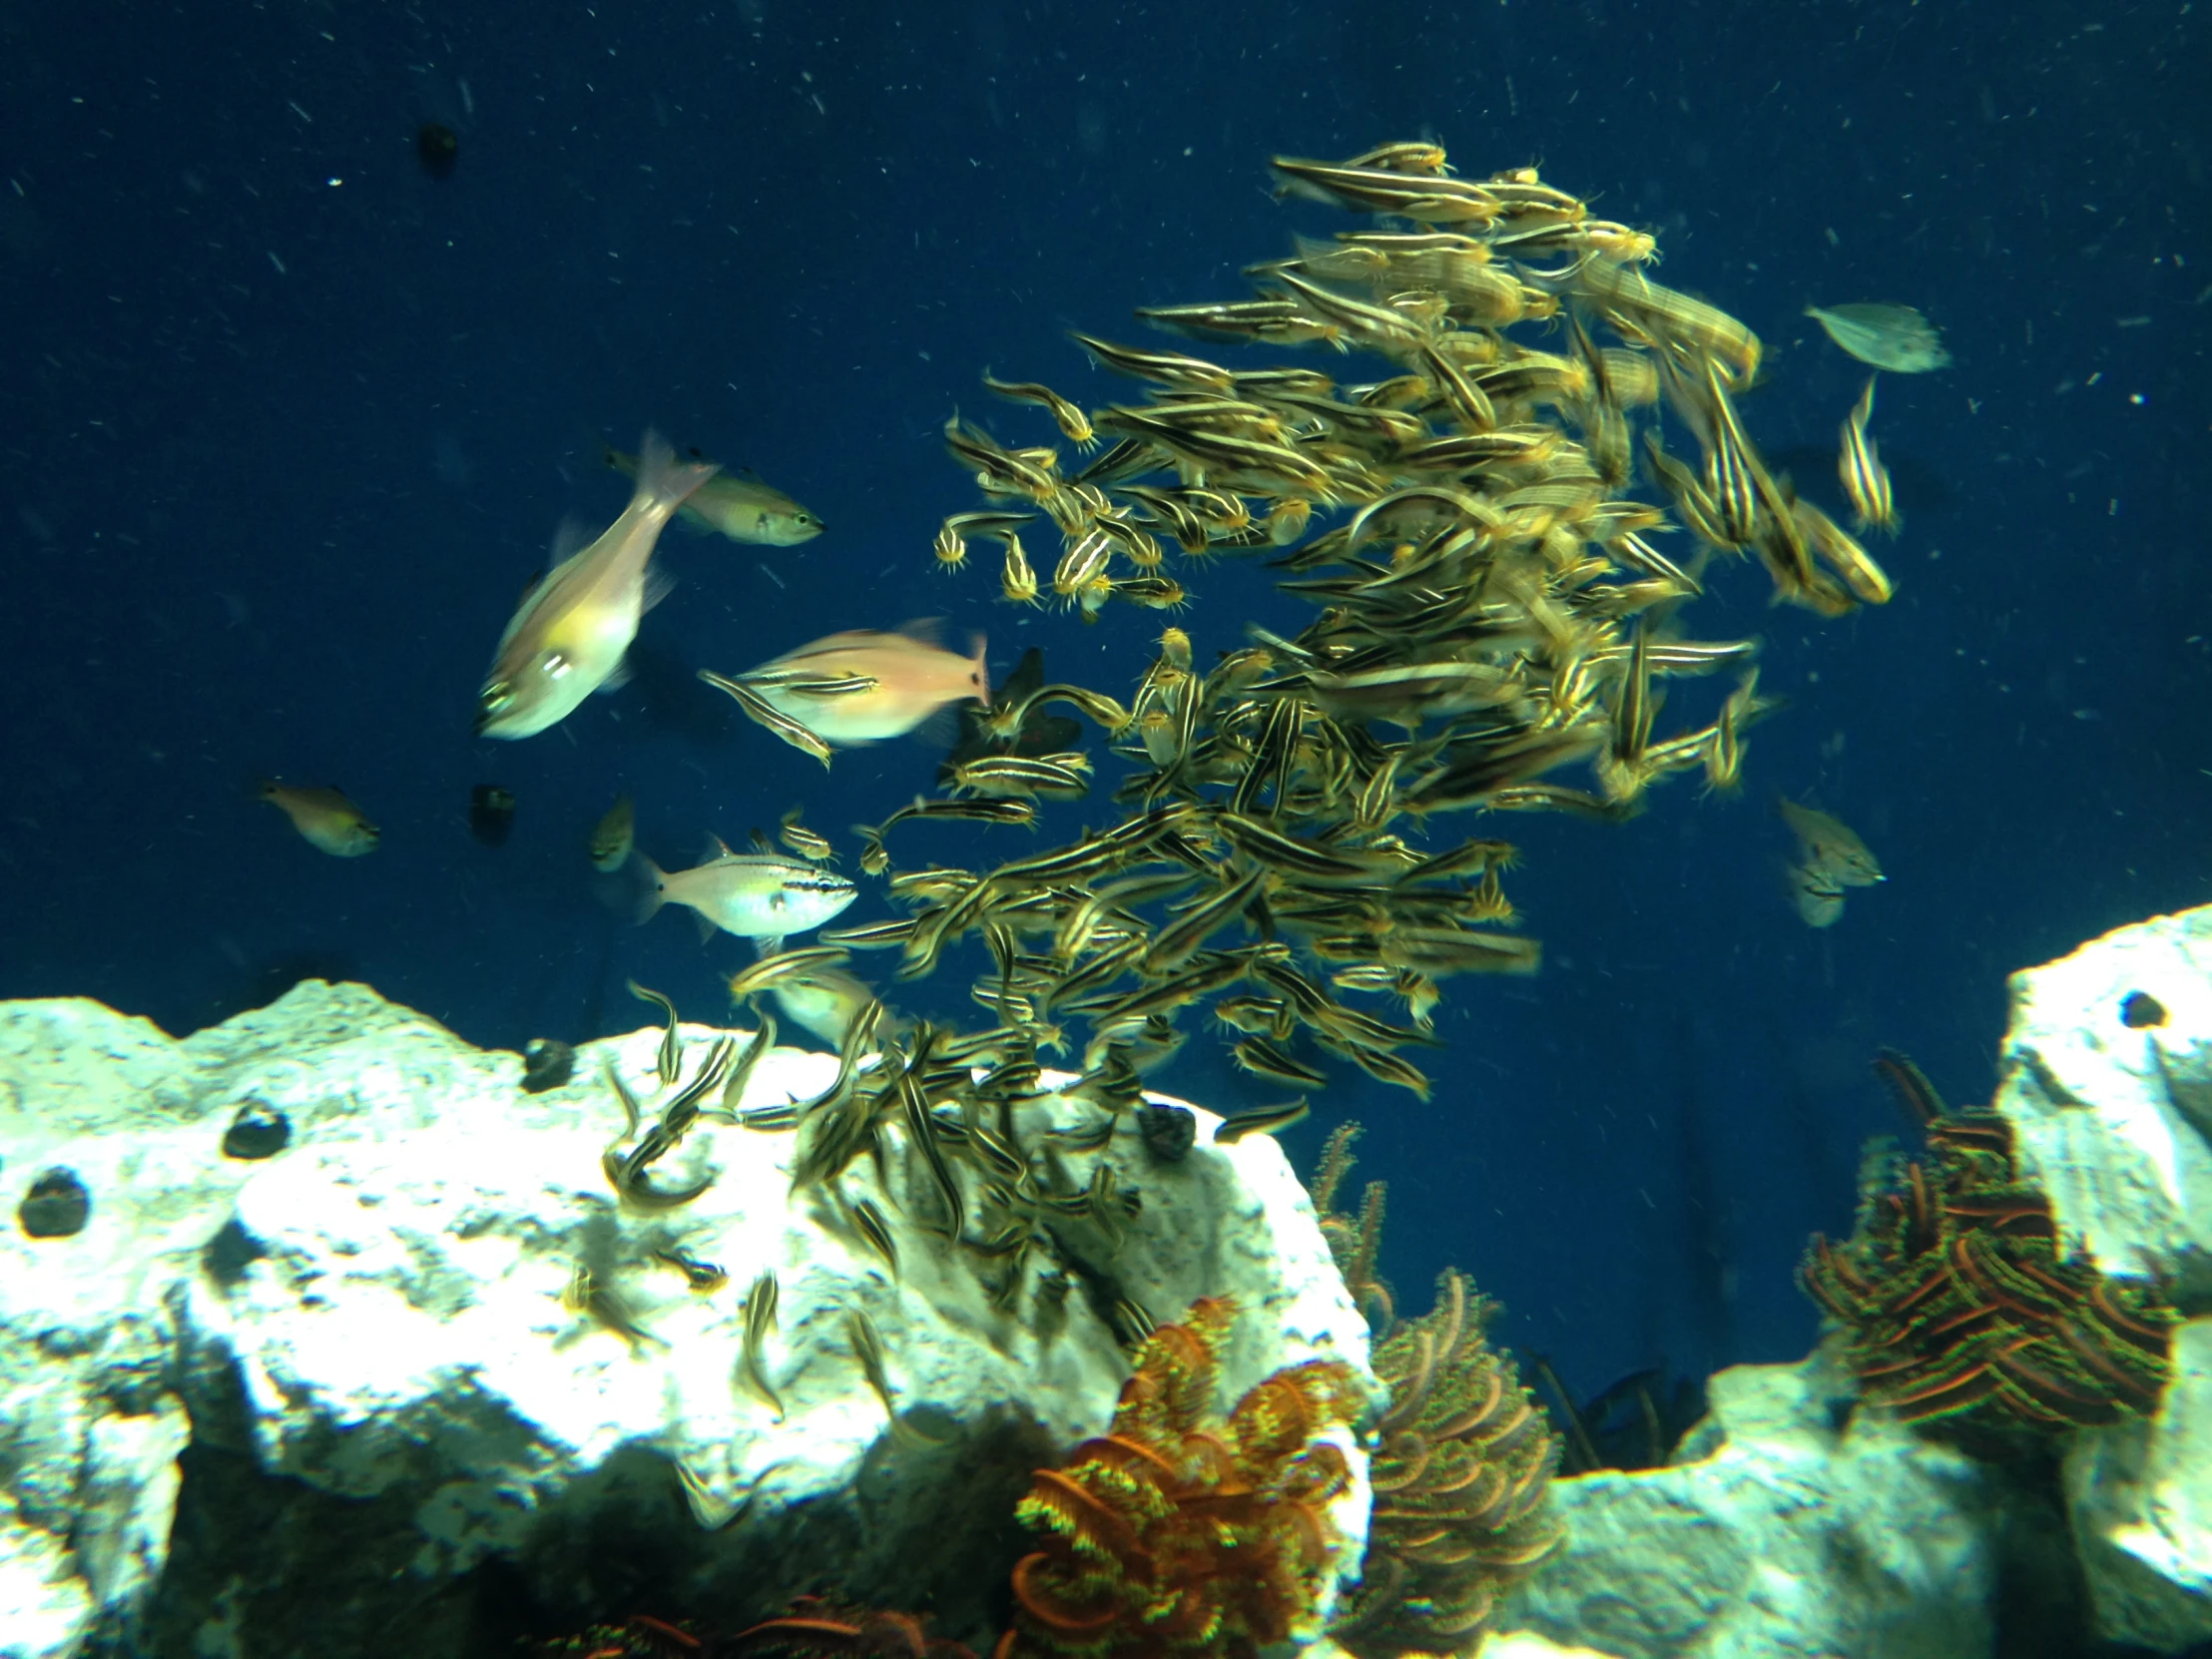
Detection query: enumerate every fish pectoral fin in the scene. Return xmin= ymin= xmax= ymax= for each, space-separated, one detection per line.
xmin=596 ymin=655 xmax=634 ymax=695
xmin=760 ymin=934 xmax=785 ymax=959
xmin=642 ymin=566 xmax=678 ymax=613
xmin=694 ymin=910 xmax=722 ymax=945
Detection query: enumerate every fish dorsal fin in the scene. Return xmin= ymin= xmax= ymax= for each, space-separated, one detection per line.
xmin=749 ymin=828 xmax=774 ymax=853
xmin=892 ymin=617 xmax=945 ymax=647
xmin=548 ymin=516 xmax=592 ymax=566
xmin=496 ymin=518 xmax=591 ymax=652
xmin=702 ymin=833 xmax=737 ymax=862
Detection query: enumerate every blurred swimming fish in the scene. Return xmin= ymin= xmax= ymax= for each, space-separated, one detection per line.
xmin=605 ymin=445 xmax=825 ymax=546
xmin=739 ymin=623 xmax=989 ymax=747
xmin=1805 ymin=303 xmax=1950 ymax=374
xmin=1838 ymin=377 xmax=1900 ymax=537
xmin=589 ymin=794 xmax=635 ymax=872
xmin=634 ymin=839 xmax=856 ymax=941
xmin=259 ymin=782 xmax=379 ymax=856
xmin=477 ymin=433 xmax=715 ymax=739
xmin=747 ymin=939 xmax=900 ymax=1051
xmin=1776 ymin=798 xmax=1884 ymax=886
xmin=1786 ymin=858 xmax=1847 ymax=928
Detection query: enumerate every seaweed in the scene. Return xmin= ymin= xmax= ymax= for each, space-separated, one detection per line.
xmin=1800 ymin=1050 xmax=2181 ymax=1445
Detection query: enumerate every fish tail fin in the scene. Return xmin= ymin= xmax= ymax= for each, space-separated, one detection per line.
xmin=624 ymin=853 xmax=669 ymax=926
xmin=968 ymin=633 xmax=991 ymax=706
xmin=632 ymin=430 xmax=719 ymax=515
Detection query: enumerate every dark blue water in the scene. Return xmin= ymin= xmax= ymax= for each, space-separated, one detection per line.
xmin=2 ymin=0 xmax=2205 ymax=1408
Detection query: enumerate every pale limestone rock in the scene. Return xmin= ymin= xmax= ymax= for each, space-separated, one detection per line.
xmin=0 ymin=979 xmax=1376 ymax=1659
xmin=1489 ymin=1349 xmax=2001 ymax=1659
xmin=1996 ymin=903 xmax=2212 ymax=1301
xmin=1992 ymin=904 xmax=2212 ymax=1652
xmin=2065 ymin=1318 xmax=2212 ymax=1652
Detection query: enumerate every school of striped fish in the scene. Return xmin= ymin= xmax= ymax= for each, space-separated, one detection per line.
xmin=267 ymin=143 xmax=1921 ymax=1350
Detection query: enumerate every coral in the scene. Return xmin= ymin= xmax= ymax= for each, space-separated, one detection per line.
xmin=1330 ymin=1271 xmax=1562 ymax=1659
xmin=1311 ymin=1123 xmax=1394 ymax=1333
xmin=1800 ymin=1049 xmax=2180 ymax=1439
xmin=997 ymin=1297 xmax=1364 ymax=1659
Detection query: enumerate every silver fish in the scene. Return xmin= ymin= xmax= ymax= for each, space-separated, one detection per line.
xmin=635 ymin=839 xmax=856 ymax=940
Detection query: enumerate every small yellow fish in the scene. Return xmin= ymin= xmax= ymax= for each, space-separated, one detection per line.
xmin=1839 ymin=377 xmax=1901 ymax=537
xmin=605 ymin=446 xmax=824 ymax=545
xmin=478 ymin=433 xmax=715 ymax=739
xmin=739 ymin=623 xmax=989 ymax=747
xmin=258 ymin=782 xmax=378 ymax=856
xmin=589 ymin=793 xmax=635 ymax=872
xmin=1777 ymin=798 xmax=1885 ymax=886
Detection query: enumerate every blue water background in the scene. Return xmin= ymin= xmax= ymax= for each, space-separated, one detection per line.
xmin=2 ymin=0 xmax=2205 ymax=1406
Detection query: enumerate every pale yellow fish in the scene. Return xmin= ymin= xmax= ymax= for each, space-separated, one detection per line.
xmin=1777 ymin=798 xmax=1885 ymax=886
xmin=740 ymin=624 xmax=989 ymax=746
xmin=259 ymin=781 xmax=378 ymax=856
xmin=478 ymin=433 xmax=716 ymax=739
xmin=765 ymin=957 xmax=904 ymax=1050
xmin=589 ymin=793 xmax=635 ymax=872
xmin=605 ymin=446 xmax=824 ymax=545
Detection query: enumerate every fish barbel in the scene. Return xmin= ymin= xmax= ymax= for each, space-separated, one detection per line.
xmin=477 ymin=432 xmax=715 ymax=739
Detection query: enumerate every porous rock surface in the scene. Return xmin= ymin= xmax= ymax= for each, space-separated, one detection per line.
xmin=1487 ymin=1347 xmax=2004 ymax=1659
xmin=1994 ymin=904 xmax=2212 ymax=1651
xmin=0 ymin=979 xmax=1377 ymax=1659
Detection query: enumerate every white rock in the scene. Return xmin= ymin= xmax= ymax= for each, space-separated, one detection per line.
xmin=1489 ymin=1348 xmax=2001 ymax=1659
xmin=2065 ymin=1318 xmax=2212 ymax=1653
xmin=0 ymin=980 xmax=1377 ymax=1659
xmin=1476 ymin=1634 xmax=1623 ymax=1659
xmin=1996 ymin=903 xmax=2212 ymax=1298
xmin=1993 ymin=906 xmax=2212 ymax=1652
